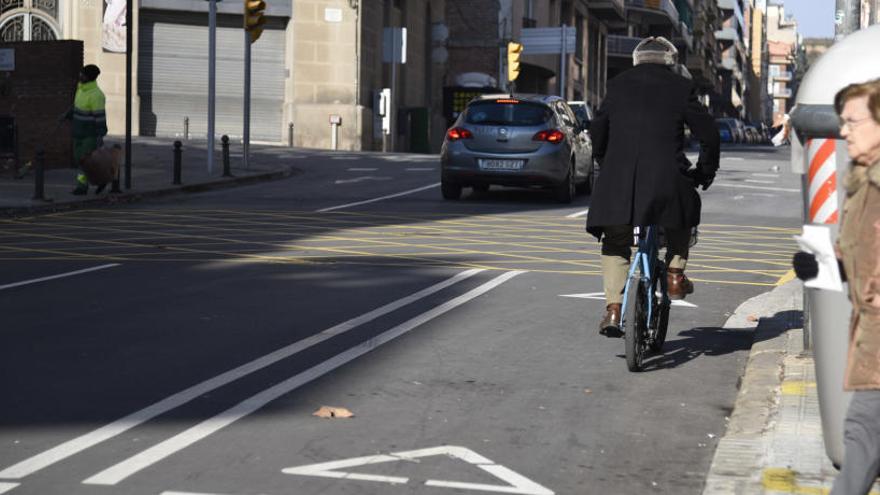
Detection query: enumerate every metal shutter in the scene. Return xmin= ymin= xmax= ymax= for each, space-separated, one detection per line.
xmin=138 ymin=11 xmax=285 ymax=141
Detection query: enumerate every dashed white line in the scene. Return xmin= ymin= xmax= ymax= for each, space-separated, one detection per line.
xmin=565 ymin=208 xmax=590 ymax=219
xmin=751 ymin=173 xmax=780 ymax=178
xmin=745 ymin=179 xmax=776 ymax=184
xmin=0 ymin=264 xmax=120 ymax=291
xmin=316 ymin=183 xmax=440 ymax=212
xmin=82 ymin=270 xmax=525 ymax=486
xmin=0 ymin=483 xmax=19 ymax=494
xmin=405 ymin=167 xmax=433 ymax=171
xmin=347 ymin=167 xmax=378 ymax=171
xmin=0 ymin=269 xmax=483 ymax=480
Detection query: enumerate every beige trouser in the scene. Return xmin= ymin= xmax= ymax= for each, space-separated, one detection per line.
xmin=601 ymin=225 xmax=691 ymax=305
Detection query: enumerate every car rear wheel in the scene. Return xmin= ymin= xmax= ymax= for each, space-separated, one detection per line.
xmin=441 ymin=179 xmax=462 ymax=200
xmin=554 ymin=162 xmax=576 ymax=203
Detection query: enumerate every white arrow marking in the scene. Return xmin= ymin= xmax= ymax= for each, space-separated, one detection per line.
xmin=334 ymin=176 xmax=392 ymax=184
xmin=0 ymin=483 xmax=20 ymax=494
xmin=560 ymin=292 xmax=698 ymax=308
xmin=283 ymin=445 xmax=554 ymax=495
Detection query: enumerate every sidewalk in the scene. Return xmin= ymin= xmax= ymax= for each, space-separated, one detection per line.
xmin=704 ymin=281 xmax=880 ymax=495
xmin=0 ymin=136 xmax=301 ymax=215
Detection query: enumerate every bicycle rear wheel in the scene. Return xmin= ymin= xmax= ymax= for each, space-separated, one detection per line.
xmin=623 ymin=277 xmax=648 ymax=371
xmin=650 ymin=300 xmax=670 ymax=352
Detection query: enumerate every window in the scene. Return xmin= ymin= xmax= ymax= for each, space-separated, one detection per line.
xmin=465 ymin=101 xmax=553 ymax=126
xmin=0 ymin=0 xmax=59 ymax=41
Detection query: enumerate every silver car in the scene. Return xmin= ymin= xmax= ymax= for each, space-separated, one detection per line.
xmin=440 ymin=94 xmax=593 ymax=203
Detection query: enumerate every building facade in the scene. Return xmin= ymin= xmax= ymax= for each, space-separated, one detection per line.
xmin=765 ymin=2 xmax=797 ymax=125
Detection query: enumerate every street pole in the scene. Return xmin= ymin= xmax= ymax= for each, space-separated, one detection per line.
xmin=243 ymin=29 xmax=251 ymax=170
xmin=123 ymin=0 xmax=132 ymax=189
xmin=207 ymin=0 xmax=217 ymax=175
xmin=390 ymin=31 xmax=397 ymax=153
xmin=560 ymin=24 xmax=567 ymax=99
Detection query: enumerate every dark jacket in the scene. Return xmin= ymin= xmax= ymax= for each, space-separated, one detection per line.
xmin=586 ymin=64 xmax=720 ymax=239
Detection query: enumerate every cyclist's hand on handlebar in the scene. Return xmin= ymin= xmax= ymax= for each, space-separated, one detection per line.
xmin=687 ymin=169 xmax=714 ymax=191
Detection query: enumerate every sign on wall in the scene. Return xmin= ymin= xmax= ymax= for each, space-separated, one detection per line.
xmin=102 ymin=0 xmax=127 ymax=53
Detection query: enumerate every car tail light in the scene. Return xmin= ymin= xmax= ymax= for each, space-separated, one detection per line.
xmin=532 ymin=129 xmax=565 ymax=143
xmin=446 ymin=127 xmax=473 ymax=141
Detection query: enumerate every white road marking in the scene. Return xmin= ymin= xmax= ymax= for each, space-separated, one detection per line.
xmin=0 ymin=269 xmax=483 ymax=480
xmin=334 ymin=176 xmax=392 ymax=184
xmin=751 ymin=173 xmax=780 ymax=178
xmin=316 ymin=183 xmax=440 ymax=212
xmin=405 ymin=167 xmax=434 ymax=171
xmin=723 ymin=156 xmax=745 ymax=161
xmin=560 ymin=292 xmax=697 ymax=308
xmin=0 ymin=264 xmax=120 ymax=291
xmin=711 ymin=182 xmax=799 ymax=193
xmin=0 ymin=483 xmax=19 ymax=494
xmin=82 ymin=271 xmax=524 ymax=486
xmin=283 ymin=445 xmax=553 ymax=495
xmin=745 ymin=179 xmax=776 ymax=184
xmin=347 ymin=167 xmax=377 ymax=171
xmin=161 ymin=492 xmax=248 ymax=495
xmin=565 ymin=208 xmax=590 ymax=219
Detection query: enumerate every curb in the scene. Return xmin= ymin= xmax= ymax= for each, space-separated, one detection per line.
xmin=703 ymin=280 xmax=804 ymax=494
xmin=1 ymin=166 xmax=301 ymax=218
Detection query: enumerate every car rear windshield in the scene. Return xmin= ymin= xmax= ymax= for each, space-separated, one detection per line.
xmin=464 ymin=100 xmax=553 ymax=126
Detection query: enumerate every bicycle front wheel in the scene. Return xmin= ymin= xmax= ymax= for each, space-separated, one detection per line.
xmin=623 ymin=276 xmax=648 ymax=372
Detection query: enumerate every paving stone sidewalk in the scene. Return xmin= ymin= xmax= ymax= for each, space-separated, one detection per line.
xmin=0 ymin=137 xmax=302 ymax=215
xmin=703 ymin=281 xmax=880 ymax=495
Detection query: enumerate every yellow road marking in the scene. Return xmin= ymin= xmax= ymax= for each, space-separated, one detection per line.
xmin=781 ymin=381 xmax=816 ymax=396
xmin=777 ymin=269 xmax=797 ymax=286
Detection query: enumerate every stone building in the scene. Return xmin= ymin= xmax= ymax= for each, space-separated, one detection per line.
xmin=1 ymin=0 xmax=450 ymax=152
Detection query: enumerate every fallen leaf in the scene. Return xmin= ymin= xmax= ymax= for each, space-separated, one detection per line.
xmin=313 ymin=406 xmax=354 ymax=419
xmin=747 ymin=315 xmax=759 ymax=322
xmin=583 ymin=388 xmax=592 ymax=395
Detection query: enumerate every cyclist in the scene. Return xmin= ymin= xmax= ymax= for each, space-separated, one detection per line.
xmin=586 ymin=37 xmax=720 ymax=337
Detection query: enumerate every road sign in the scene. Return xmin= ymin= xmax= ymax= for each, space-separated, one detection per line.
xmin=283 ymin=445 xmax=554 ymax=495
xmin=520 ymin=27 xmax=577 ymax=55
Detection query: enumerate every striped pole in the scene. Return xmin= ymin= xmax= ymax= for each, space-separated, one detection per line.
xmin=807 ymin=138 xmax=839 ymax=224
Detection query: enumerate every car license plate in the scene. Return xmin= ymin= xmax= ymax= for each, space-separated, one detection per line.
xmin=479 ymin=159 xmax=524 ymax=170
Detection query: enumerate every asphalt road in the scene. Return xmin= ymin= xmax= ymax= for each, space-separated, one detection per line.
xmin=0 ymin=145 xmax=801 ymax=495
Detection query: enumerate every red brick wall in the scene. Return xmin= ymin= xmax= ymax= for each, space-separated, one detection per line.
xmin=0 ymin=40 xmax=83 ymax=171
xmin=445 ymin=0 xmax=500 ymax=85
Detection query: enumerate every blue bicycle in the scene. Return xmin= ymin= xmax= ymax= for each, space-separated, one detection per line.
xmin=621 ymin=225 xmax=671 ymax=371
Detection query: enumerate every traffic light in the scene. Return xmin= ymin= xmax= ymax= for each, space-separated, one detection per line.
xmin=507 ymin=42 xmax=523 ymax=82
xmin=244 ymin=0 xmax=266 ymax=44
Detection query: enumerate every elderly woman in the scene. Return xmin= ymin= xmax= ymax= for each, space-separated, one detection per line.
xmin=793 ymin=78 xmax=880 ymax=495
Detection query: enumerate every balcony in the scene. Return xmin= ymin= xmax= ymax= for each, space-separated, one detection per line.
xmin=773 ymin=88 xmax=793 ymax=98
xmin=773 ymin=70 xmax=793 ymax=81
xmin=625 ymin=0 xmax=680 ymax=28
xmin=606 ymin=35 xmax=641 ymax=58
xmin=716 ymin=0 xmax=745 ymax=33
xmin=586 ymin=0 xmax=626 ymax=21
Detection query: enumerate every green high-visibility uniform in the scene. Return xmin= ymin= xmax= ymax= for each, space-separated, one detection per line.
xmin=70 ymin=80 xmax=108 ymax=185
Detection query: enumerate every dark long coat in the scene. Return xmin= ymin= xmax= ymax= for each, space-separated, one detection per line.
xmin=586 ymin=63 xmax=720 ymax=239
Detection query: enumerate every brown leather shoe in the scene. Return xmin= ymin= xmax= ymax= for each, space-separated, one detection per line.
xmin=667 ymin=268 xmax=694 ymax=300
xmin=599 ymin=303 xmax=623 ymax=337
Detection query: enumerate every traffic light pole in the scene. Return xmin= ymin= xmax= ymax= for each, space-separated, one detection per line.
xmin=207 ymin=0 xmax=217 ymax=175
xmin=243 ymin=30 xmax=251 ymax=170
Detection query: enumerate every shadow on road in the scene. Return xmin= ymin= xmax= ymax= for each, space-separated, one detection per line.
xmin=626 ymin=309 xmax=803 ymax=371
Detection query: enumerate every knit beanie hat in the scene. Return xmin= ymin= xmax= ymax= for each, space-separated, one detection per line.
xmin=82 ymin=64 xmax=101 ymax=81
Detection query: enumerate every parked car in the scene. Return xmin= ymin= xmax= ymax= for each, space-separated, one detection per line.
xmin=440 ymin=94 xmax=593 ymax=203
xmin=716 ymin=117 xmax=746 ymax=143
xmin=715 ymin=119 xmax=736 ymax=143
xmin=566 ymin=100 xmax=598 ymax=193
